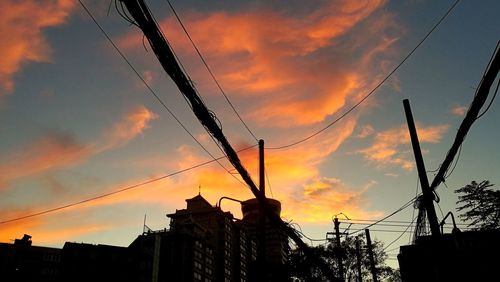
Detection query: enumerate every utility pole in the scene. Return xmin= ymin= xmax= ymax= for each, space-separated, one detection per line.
xmin=334 ymin=217 xmax=344 ymax=281
xmin=355 ymin=239 xmax=362 ymax=282
xmin=259 ymin=139 xmax=265 ymax=197
xmin=365 ymin=229 xmax=378 ymax=282
xmin=258 ymin=139 xmax=266 ymax=280
xmin=403 ymin=99 xmax=441 ymax=237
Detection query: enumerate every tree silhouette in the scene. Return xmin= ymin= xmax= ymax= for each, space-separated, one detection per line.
xmin=288 ymin=233 xmax=400 ymax=281
xmin=455 ymin=180 xmax=500 ymax=230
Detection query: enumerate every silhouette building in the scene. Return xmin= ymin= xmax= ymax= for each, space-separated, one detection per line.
xmin=0 ymin=234 xmax=61 ymax=282
xmin=0 ymin=194 xmax=290 ymax=282
xmin=398 ymin=229 xmax=500 ymax=282
xmin=240 ymin=198 xmax=289 ymax=281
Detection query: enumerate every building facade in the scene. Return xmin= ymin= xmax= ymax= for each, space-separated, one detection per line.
xmin=0 ymin=194 xmax=290 ymax=282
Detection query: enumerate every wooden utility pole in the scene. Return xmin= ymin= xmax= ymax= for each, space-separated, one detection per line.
xmin=403 ymin=99 xmax=441 ymax=237
xmin=258 ymin=139 xmax=266 ymax=280
xmin=259 ymin=139 xmax=265 ymax=197
xmin=334 ymin=217 xmax=344 ymax=281
xmin=355 ymin=239 xmax=362 ymax=282
xmin=365 ymin=229 xmax=378 ymax=282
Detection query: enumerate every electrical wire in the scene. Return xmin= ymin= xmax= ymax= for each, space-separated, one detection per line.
xmin=338 ymin=221 xmax=464 ymax=229
xmin=165 ymin=0 xmax=259 ymax=142
xmin=265 ymin=168 xmax=274 ymax=198
xmin=347 ymin=196 xmax=418 ymax=236
xmin=267 ymin=0 xmax=461 ymax=150
xmin=79 ymin=0 xmax=248 ymax=187
xmin=383 ymin=215 xmax=417 ymax=251
xmin=0 ymin=145 xmax=253 ymax=225
xmin=476 ymin=76 xmax=500 ymax=119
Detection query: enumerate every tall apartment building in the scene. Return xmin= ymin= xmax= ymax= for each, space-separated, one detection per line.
xmin=241 ymin=198 xmax=289 ymax=282
xmin=167 ymin=194 xmax=256 ymax=282
xmin=0 ymin=194 xmax=289 ymax=282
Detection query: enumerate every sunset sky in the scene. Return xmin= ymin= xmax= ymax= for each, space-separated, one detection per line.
xmin=1 ymin=0 xmax=499 ymax=263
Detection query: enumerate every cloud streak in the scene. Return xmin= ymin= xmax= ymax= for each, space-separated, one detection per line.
xmin=0 ymin=106 xmax=157 ymax=188
xmin=0 ymin=0 xmax=75 ymax=94
xmin=358 ymin=123 xmax=449 ymax=170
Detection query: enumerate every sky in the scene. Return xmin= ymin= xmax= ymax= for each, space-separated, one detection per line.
xmin=1 ymin=0 xmax=499 ymax=266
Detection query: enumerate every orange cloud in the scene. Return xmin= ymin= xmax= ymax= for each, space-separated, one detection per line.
xmin=0 ymin=0 xmax=75 ymax=94
xmin=118 ymin=0 xmax=399 ymax=127
xmin=282 ymin=177 xmax=382 ymax=222
xmin=0 ymin=211 xmax=110 ymax=245
xmin=356 ymin=124 xmax=375 ymax=138
xmin=97 ymin=105 xmax=158 ymax=151
xmin=0 ymin=115 xmax=367 ymax=239
xmin=0 ymin=106 xmax=157 ymax=188
xmin=27 ymin=115 xmax=360 ymax=223
xmin=358 ymin=123 xmax=449 ymax=170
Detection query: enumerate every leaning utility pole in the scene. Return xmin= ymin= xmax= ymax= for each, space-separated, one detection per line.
xmin=404 ymin=99 xmax=441 ymax=237
xmin=117 ymin=1 xmax=337 ymax=280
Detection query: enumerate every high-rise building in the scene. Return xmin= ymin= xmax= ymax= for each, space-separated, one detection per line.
xmin=167 ymin=194 xmax=255 ymax=282
xmin=0 ymin=194 xmax=290 ymax=282
xmin=241 ymin=198 xmax=289 ymax=281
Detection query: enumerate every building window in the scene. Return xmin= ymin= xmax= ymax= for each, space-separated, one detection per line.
xmin=206 ymin=268 xmax=213 ymax=275
xmin=195 ymin=261 xmax=202 ymax=270
xmin=195 ymin=240 xmax=203 ymax=249
xmin=194 ymin=272 xmax=202 ymax=281
xmin=195 ymin=250 xmax=203 ymax=260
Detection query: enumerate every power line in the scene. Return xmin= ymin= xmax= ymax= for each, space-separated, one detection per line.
xmin=165 ymin=0 xmax=259 ymax=142
xmin=265 ymin=168 xmax=274 ymax=198
xmin=383 ymin=215 xmax=417 ymax=251
xmin=79 ymin=0 xmax=248 ymax=187
xmin=339 ymin=218 xmax=469 ymax=226
xmin=267 ymin=0 xmax=461 ymax=150
xmin=0 ymin=144 xmax=256 ymax=225
xmin=348 ymin=196 xmax=418 ymax=236
xmin=342 ymin=229 xmax=415 ymax=234
xmin=339 ymin=221 xmax=467 ymax=228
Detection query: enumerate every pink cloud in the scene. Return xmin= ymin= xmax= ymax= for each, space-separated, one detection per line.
xmin=0 ymin=133 xmax=93 ymax=187
xmin=450 ymin=105 xmax=467 ymax=116
xmin=0 ymin=0 xmax=76 ymax=94
xmin=358 ymin=123 xmax=449 ymax=170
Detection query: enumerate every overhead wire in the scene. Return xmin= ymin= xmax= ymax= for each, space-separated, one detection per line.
xmin=347 ymin=196 xmax=418 ymax=236
xmin=383 ymin=215 xmax=417 ymax=251
xmin=476 ymin=76 xmax=500 ymax=119
xmin=79 ymin=0 xmax=249 ymax=187
xmin=266 ymin=0 xmax=461 ymax=150
xmin=265 ymin=169 xmax=274 ymax=198
xmin=0 ymin=146 xmax=255 ymax=225
xmin=165 ymin=0 xmax=259 ymax=142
